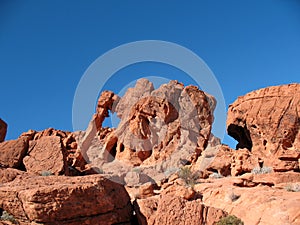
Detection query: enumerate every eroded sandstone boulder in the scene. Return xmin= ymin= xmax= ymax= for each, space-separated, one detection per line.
xmin=193 ymin=144 xmax=260 ymax=177
xmin=134 ymin=193 xmax=227 ymax=225
xmin=20 ymin=128 xmax=86 ymax=175
xmin=23 ymin=136 xmax=66 ymax=175
xmin=0 ymin=119 xmax=7 ymax=143
xmin=0 ymin=137 xmax=28 ymax=168
xmin=0 ymin=174 xmax=132 ymax=225
xmin=227 ymin=84 xmax=300 ymax=172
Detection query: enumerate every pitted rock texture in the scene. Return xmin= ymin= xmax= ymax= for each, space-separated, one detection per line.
xmin=227 ymin=83 xmax=300 ymax=171
xmin=0 ymin=168 xmax=25 ymax=184
xmin=77 ymin=79 xmax=216 ymax=183
xmin=0 ymin=119 xmax=7 ymax=143
xmin=0 ymin=174 xmax=132 ymax=225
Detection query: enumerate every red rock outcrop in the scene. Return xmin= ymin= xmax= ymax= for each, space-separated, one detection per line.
xmin=20 ymin=128 xmax=86 ymax=175
xmin=23 ymin=136 xmax=66 ymax=175
xmin=0 ymin=137 xmax=28 ymax=168
xmin=76 ymin=79 xmax=216 ymax=184
xmin=196 ymin=173 xmax=300 ymax=225
xmin=134 ymin=193 xmax=227 ymax=225
xmin=2 ymin=81 xmax=300 ymax=225
xmin=0 ymin=119 xmax=7 ymax=143
xmin=0 ymin=174 xmax=132 ymax=225
xmin=196 ymin=145 xmax=260 ymax=177
xmin=227 ymin=84 xmax=300 ymax=172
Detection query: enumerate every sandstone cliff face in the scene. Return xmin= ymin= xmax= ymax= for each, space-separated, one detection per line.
xmin=227 ymin=84 xmax=300 ymax=172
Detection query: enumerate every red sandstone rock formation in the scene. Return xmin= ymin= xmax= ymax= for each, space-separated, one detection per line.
xmin=76 ymin=79 xmax=216 ymax=184
xmin=227 ymin=84 xmax=300 ymax=172
xmin=1 ymin=81 xmax=300 ymax=225
xmin=20 ymin=128 xmax=87 ymax=175
xmin=196 ymin=173 xmax=300 ymax=225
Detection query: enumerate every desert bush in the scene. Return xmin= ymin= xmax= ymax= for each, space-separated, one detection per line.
xmin=0 ymin=211 xmax=18 ymax=224
xmin=40 ymin=170 xmax=53 ymax=176
xmin=209 ymin=172 xmax=223 ymax=179
xmin=228 ymin=192 xmax=240 ymax=202
xmin=178 ymin=167 xmax=199 ymax=187
xmin=285 ymin=183 xmax=300 ymax=192
xmin=251 ymin=166 xmax=273 ymax=174
xmin=216 ymin=215 xmax=244 ymax=225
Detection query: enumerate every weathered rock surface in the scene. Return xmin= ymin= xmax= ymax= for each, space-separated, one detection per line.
xmin=76 ymin=79 xmax=216 ymax=184
xmin=134 ymin=192 xmax=227 ymax=225
xmin=0 ymin=119 xmax=7 ymax=143
xmin=20 ymin=128 xmax=86 ymax=175
xmin=0 ymin=168 xmax=25 ymax=184
xmin=23 ymin=136 xmax=66 ymax=175
xmin=198 ymin=145 xmax=260 ymax=177
xmin=196 ymin=174 xmax=300 ymax=225
xmin=0 ymin=174 xmax=132 ymax=225
xmin=0 ymin=137 xmax=28 ymax=168
xmin=227 ymin=84 xmax=300 ymax=172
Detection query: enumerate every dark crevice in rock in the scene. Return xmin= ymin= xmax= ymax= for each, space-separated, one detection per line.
xmin=227 ymin=124 xmax=253 ymax=150
xmin=16 ymin=192 xmax=29 ymax=221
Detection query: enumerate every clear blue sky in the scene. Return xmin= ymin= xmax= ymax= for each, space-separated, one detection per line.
xmin=1 ymin=0 xmax=299 ymax=148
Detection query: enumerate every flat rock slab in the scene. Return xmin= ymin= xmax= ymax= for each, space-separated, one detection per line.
xmin=0 ymin=174 xmax=132 ymax=224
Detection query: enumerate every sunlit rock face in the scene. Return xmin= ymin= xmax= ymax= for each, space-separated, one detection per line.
xmin=227 ymin=83 xmax=300 ymax=172
xmin=76 ymin=78 xmax=216 ymax=185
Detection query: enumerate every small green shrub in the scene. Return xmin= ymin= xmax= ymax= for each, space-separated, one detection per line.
xmin=40 ymin=171 xmax=53 ymax=176
xmin=251 ymin=166 xmax=273 ymax=174
xmin=0 ymin=211 xmax=18 ymax=224
xmin=285 ymin=183 xmax=300 ymax=192
xmin=178 ymin=167 xmax=199 ymax=187
xmin=216 ymin=215 xmax=244 ymax=225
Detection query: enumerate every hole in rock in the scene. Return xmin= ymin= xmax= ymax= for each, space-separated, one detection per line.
xmin=106 ymin=141 xmax=117 ymax=163
xmin=263 ymin=140 xmax=267 ymax=146
xmin=227 ymin=124 xmax=253 ymax=150
xmin=119 ymin=143 xmax=125 ymax=152
xmin=102 ymin=111 xmax=121 ymax=129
